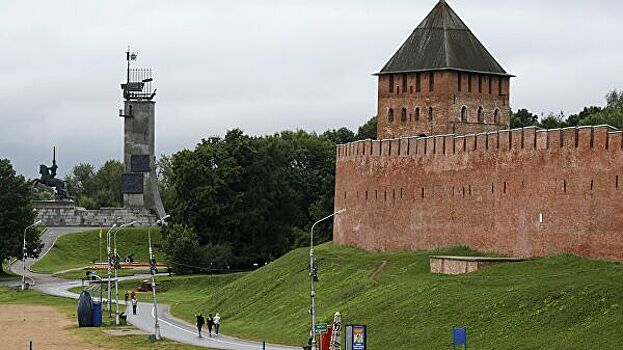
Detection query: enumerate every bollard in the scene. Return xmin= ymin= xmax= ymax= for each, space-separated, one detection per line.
xmin=262 ymin=341 xmax=266 ymax=350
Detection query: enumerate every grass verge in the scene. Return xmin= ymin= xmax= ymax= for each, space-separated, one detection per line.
xmin=31 ymin=228 xmax=164 ymax=274
xmin=112 ymin=243 xmax=623 ymax=350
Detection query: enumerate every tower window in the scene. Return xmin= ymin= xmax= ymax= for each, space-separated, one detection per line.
xmin=415 ymin=107 xmax=420 ymax=121
xmin=477 ymin=106 xmax=484 ymax=123
xmin=429 ymin=72 xmax=434 ymax=91
xmin=478 ymin=75 xmax=482 ymax=93
xmin=410 ymin=86 xmax=413 ymax=94
xmin=461 ymin=106 xmax=467 ymax=122
xmin=388 ymin=108 xmax=394 ymax=122
xmin=402 ymin=73 xmax=407 ymax=93
xmin=428 ymin=107 xmax=434 ymax=121
xmin=489 ymin=76 xmax=493 ymax=94
xmin=494 ymin=109 xmax=500 ymax=124
xmin=389 ymin=75 xmax=394 ymax=93
xmin=498 ymin=77 xmax=503 ymax=95
xmin=401 ymin=108 xmax=407 ymax=122
xmin=416 ymin=73 xmax=421 ymax=92
xmin=468 ymin=74 xmax=472 ymax=93
xmin=458 ymin=72 xmax=462 ymax=92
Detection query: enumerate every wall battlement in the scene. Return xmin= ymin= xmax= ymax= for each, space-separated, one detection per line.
xmin=333 ymin=125 xmax=623 ymax=261
xmin=337 ymin=125 xmax=620 ymax=160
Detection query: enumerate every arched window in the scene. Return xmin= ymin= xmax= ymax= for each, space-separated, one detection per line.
xmin=477 ymin=106 xmax=484 ymax=123
xmin=415 ymin=107 xmax=420 ymax=121
xmin=494 ymin=109 xmax=500 ymax=124
xmin=428 ymin=107 xmax=434 ymax=121
xmin=401 ymin=107 xmax=407 ymax=122
xmin=461 ymin=106 xmax=467 ymax=122
xmin=388 ymin=108 xmax=394 ymax=122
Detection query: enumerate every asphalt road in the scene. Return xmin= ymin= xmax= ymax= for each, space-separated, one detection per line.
xmin=9 ymin=226 xmax=301 ymax=350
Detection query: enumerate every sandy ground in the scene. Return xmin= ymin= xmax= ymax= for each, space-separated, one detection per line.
xmin=0 ymin=304 xmax=110 ymax=350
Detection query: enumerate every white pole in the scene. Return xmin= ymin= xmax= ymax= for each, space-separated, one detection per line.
xmin=21 ymin=220 xmax=42 ymax=291
xmin=149 ymin=214 xmax=168 ymax=340
xmin=106 ymin=224 xmax=117 ymax=318
xmin=309 ymin=209 xmax=345 ymax=350
xmin=113 ymin=221 xmax=136 ymax=325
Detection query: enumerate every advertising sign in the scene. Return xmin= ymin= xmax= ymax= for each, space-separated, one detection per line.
xmin=351 ymin=325 xmax=366 ymax=350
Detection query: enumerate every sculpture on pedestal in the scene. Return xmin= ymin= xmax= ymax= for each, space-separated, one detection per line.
xmin=32 ymin=147 xmax=70 ymax=201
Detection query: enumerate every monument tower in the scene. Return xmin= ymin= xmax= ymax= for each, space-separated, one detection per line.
xmin=119 ymin=49 xmax=166 ymax=218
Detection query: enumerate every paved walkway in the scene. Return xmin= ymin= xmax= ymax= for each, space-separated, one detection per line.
xmin=9 ymin=226 xmax=301 ymax=350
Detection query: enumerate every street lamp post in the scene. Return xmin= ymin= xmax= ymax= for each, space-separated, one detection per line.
xmin=113 ymin=221 xmax=136 ymax=325
xmin=22 ymin=220 xmax=42 ymax=291
xmin=309 ymin=209 xmax=345 ymax=350
xmin=105 ymin=224 xmax=118 ymax=318
xmin=148 ymin=214 xmax=169 ymax=340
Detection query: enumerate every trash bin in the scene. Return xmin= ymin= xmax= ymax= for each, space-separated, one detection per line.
xmin=118 ymin=312 xmax=127 ymax=326
xmin=91 ymin=302 xmax=102 ymax=327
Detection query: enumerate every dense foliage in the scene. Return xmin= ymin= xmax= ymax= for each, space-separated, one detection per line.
xmin=0 ymin=158 xmax=42 ymax=271
xmin=64 ymin=160 xmax=124 ymax=209
xmin=512 ymin=89 xmax=623 ymax=129
xmin=162 ymin=117 xmax=375 ymax=271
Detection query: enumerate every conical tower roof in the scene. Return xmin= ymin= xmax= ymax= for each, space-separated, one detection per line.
xmin=377 ymin=0 xmax=512 ymax=76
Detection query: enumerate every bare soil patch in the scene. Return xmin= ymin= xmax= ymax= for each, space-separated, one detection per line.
xmin=0 ymin=304 xmax=110 ymax=350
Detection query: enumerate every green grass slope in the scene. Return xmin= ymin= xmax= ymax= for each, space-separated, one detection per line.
xmin=137 ymin=244 xmax=623 ymax=350
xmin=31 ymin=228 xmax=164 ymax=274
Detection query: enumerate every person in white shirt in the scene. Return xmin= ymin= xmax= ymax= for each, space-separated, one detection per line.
xmin=213 ymin=313 xmax=221 ymax=335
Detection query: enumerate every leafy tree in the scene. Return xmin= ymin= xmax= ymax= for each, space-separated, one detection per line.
xmin=510 ymin=109 xmax=538 ymax=128
xmin=0 ymin=159 xmax=42 ymax=272
xmin=539 ymin=111 xmax=566 ymax=129
xmin=65 ymin=160 xmax=123 ymax=209
xmin=566 ymin=106 xmax=602 ymax=126
xmin=356 ymin=116 xmax=377 ymax=140
xmin=161 ymin=224 xmax=203 ymax=274
xmin=322 ymin=128 xmax=356 ymax=144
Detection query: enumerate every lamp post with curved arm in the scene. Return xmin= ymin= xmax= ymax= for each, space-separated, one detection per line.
xmin=309 ymin=208 xmax=345 ymax=350
xmin=21 ymin=220 xmax=42 ymax=291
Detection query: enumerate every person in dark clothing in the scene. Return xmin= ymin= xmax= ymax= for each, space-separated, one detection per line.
xmin=207 ymin=314 xmax=215 ymax=337
xmin=195 ymin=314 xmax=205 ymax=338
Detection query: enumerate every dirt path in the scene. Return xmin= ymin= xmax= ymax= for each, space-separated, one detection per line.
xmin=0 ymin=304 xmax=110 ymax=350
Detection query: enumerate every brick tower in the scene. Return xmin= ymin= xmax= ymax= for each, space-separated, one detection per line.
xmin=376 ymin=0 xmax=513 ymax=139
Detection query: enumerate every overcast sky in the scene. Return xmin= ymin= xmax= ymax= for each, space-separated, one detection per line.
xmin=1 ymin=0 xmax=622 ymax=177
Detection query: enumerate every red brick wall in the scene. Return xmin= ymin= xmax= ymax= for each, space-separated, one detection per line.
xmin=333 ymin=126 xmax=623 ymax=261
xmin=376 ymin=71 xmax=510 ymax=139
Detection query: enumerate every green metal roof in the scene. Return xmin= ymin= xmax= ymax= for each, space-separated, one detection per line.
xmin=376 ymin=0 xmax=512 ymax=76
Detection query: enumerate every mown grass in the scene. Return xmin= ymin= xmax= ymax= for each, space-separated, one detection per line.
xmin=116 ymin=243 xmax=623 ymax=349
xmin=0 ymin=286 xmax=212 ymax=350
xmin=31 ymin=228 xmax=164 ymax=274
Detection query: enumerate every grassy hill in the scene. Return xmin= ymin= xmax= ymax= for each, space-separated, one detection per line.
xmin=120 ymin=243 xmax=623 ymax=349
xmin=31 ymin=228 xmax=164 ymax=274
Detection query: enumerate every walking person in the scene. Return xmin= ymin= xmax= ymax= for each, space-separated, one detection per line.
xmin=131 ymin=296 xmax=138 ymax=315
xmin=207 ymin=314 xmax=215 ymax=337
xmin=213 ymin=313 xmax=221 ymax=335
xmin=195 ymin=313 xmax=205 ymax=338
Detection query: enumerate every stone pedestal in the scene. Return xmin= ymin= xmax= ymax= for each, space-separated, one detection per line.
xmin=32 ymin=200 xmax=156 ymax=227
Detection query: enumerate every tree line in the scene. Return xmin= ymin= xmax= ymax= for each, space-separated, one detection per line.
xmin=511 ymin=90 xmax=623 ymax=129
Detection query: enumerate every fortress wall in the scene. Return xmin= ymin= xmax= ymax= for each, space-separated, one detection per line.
xmin=333 ymin=126 xmax=623 ymax=261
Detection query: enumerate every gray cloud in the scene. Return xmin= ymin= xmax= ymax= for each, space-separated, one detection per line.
xmin=1 ymin=0 xmax=622 ymax=177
